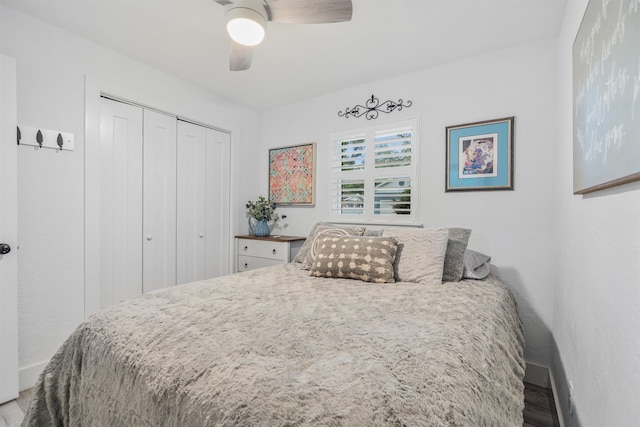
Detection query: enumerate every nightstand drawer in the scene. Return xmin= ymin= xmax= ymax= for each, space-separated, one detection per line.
xmin=237 ymin=255 xmax=283 ymax=272
xmin=238 ymin=239 xmax=288 ymax=261
xmin=235 ymin=235 xmax=306 ymax=273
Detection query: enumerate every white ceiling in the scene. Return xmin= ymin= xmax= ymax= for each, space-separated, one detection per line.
xmin=0 ymin=0 xmax=567 ymax=110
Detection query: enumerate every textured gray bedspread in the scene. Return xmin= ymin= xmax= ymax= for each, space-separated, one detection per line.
xmin=23 ymin=263 xmax=525 ymax=426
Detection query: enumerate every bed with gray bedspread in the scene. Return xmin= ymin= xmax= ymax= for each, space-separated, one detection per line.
xmin=22 ymin=263 xmax=525 ymax=426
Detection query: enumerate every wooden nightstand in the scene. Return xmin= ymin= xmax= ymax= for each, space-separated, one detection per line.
xmin=235 ymin=235 xmax=306 ymax=272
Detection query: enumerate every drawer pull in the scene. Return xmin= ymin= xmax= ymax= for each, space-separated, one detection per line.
xmin=244 ymin=246 xmax=248 ymax=251
xmin=244 ymin=263 xmax=248 ymax=269
xmin=272 ymin=249 xmax=277 ymax=255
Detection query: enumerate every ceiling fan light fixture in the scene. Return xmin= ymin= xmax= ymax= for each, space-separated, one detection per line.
xmin=216 ymin=0 xmax=354 ymax=71
xmin=226 ymin=6 xmax=267 ymax=46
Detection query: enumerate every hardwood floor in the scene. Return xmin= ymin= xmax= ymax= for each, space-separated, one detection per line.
xmin=2 ymin=383 xmax=559 ymax=426
xmin=0 ymin=389 xmax=33 ymax=427
xmin=524 ymin=382 xmax=561 ymax=427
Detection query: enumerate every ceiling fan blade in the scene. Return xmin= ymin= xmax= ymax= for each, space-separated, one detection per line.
xmin=214 ymin=0 xmax=233 ymax=6
xmin=230 ymin=41 xmax=254 ymax=71
xmin=265 ymin=0 xmax=352 ymax=24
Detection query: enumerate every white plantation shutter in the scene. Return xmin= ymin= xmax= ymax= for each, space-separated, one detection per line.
xmin=374 ymin=177 xmax=412 ymax=215
xmin=374 ymin=127 xmax=412 ymax=169
xmin=330 ymin=118 xmax=418 ymax=222
xmin=339 ymin=136 xmax=366 ymax=172
xmin=331 ymin=133 xmax=366 ymax=216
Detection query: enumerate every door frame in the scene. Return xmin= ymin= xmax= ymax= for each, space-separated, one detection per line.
xmin=0 ymin=53 xmax=19 ymax=403
xmin=84 ymin=77 xmax=235 ymax=317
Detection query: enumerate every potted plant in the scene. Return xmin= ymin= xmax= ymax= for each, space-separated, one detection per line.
xmin=246 ymin=196 xmax=278 ymax=237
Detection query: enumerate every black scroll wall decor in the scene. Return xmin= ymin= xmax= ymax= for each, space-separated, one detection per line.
xmin=338 ymin=94 xmax=412 ymax=120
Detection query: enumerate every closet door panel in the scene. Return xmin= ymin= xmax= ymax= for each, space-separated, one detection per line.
xmin=143 ymin=110 xmax=177 ymax=293
xmin=99 ymin=98 xmax=143 ymax=307
xmin=177 ymin=121 xmax=207 ymax=284
xmin=205 ymin=128 xmax=231 ymax=279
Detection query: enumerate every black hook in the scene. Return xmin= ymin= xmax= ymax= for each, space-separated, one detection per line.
xmin=36 ymin=129 xmax=43 ymax=148
xmin=16 ymin=126 xmax=21 ymax=145
xmin=57 ymin=133 xmax=63 ymax=149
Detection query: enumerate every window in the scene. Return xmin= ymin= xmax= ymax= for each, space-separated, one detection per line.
xmin=330 ymin=118 xmax=418 ymax=223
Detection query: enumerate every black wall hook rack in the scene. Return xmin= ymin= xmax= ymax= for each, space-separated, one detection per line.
xmin=16 ymin=125 xmax=75 ymax=151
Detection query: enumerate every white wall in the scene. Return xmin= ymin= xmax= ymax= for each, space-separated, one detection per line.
xmin=5 ymin=4 xmax=638 ymax=424
xmin=552 ymin=1 xmax=640 ymax=426
xmin=0 ymin=5 xmax=260 ymax=388
xmin=258 ymin=39 xmax=559 ymax=366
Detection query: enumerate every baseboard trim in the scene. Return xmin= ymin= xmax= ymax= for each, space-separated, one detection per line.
xmin=551 ymin=337 xmax=581 ymax=427
xmin=19 ymin=361 xmax=48 ymax=391
xmin=548 ymin=365 xmax=567 ymax=427
xmin=525 ymin=361 xmax=566 ymax=427
xmin=524 ymin=362 xmax=550 ymax=387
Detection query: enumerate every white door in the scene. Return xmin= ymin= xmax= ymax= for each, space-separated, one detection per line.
xmin=176 ymin=121 xmax=231 ymax=284
xmin=177 ymin=121 xmax=207 ymax=284
xmin=99 ymin=98 xmax=143 ymax=308
xmin=143 ymin=110 xmax=177 ymax=293
xmin=0 ymin=54 xmax=19 ymax=403
xmin=204 ymin=127 xmax=231 ymax=279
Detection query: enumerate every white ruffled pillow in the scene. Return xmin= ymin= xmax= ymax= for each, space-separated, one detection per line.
xmin=381 ymin=228 xmax=449 ymax=286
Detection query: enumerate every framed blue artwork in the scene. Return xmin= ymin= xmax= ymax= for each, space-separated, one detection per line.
xmin=446 ymin=117 xmax=514 ymax=192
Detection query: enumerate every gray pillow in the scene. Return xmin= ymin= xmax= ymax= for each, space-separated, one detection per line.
xmin=381 ymin=228 xmax=449 ymax=286
xmin=442 ymin=228 xmax=472 ymax=282
xmin=462 ymin=249 xmax=491 ymax=279
xmin=309 ymin=236 xmax=398 ymax=283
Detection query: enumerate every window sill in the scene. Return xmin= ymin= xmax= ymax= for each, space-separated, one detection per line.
xmin=324 ymin=218 xmax=423 ymax=228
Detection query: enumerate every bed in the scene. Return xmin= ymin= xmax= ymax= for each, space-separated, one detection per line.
xmin=22 ymin=226 xmax=525 ymax=426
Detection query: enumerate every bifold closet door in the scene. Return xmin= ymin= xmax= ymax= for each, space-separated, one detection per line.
xmin=176 ymin=121 xmax=230 ymax=284
xmin=99 ymin=98 xmax=143 ymax=307
xmin=96 ymin=98 xmax=229 ymax=309
xmin=203 ymin=126 xmax=231 ymax=279
xmin=143 ymin=110 xmax=177 ymax=293
xmin=98 ymin=101 xmax=177 ymax=308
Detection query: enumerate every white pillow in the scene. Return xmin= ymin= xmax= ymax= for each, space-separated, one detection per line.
xmin=381 ymin=228 xmax=449 ymax=285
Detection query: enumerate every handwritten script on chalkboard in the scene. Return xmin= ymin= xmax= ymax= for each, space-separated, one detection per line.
xmin=573 ymin=0 xmax=640 ymax=194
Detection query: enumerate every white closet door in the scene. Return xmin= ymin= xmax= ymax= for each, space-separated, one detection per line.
xmin=177 ymin=121 xmax=207 ymax=284
xmin=99 ymin=98 xmax=143 ymax=308
xmin=143 ymin=110 xmax=177 ymax=293
xmin=176 ymin=121 xmax=231 ymax=284
xmin=204 ymin=127 xmax=231 ymax=279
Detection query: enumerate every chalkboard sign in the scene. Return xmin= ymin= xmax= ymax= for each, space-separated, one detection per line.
xmin=573 ymin=0 xmax=640 ymax=194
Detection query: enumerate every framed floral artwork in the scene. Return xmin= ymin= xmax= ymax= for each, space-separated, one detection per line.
xmin=445 ymin=117 xmax=514 ymax=192
xmin=268 ymin=142 xmax=316 ymax=205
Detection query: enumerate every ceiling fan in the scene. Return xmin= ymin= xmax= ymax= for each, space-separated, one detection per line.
xmin=214 ymin=0 xmax=353 ymax=71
